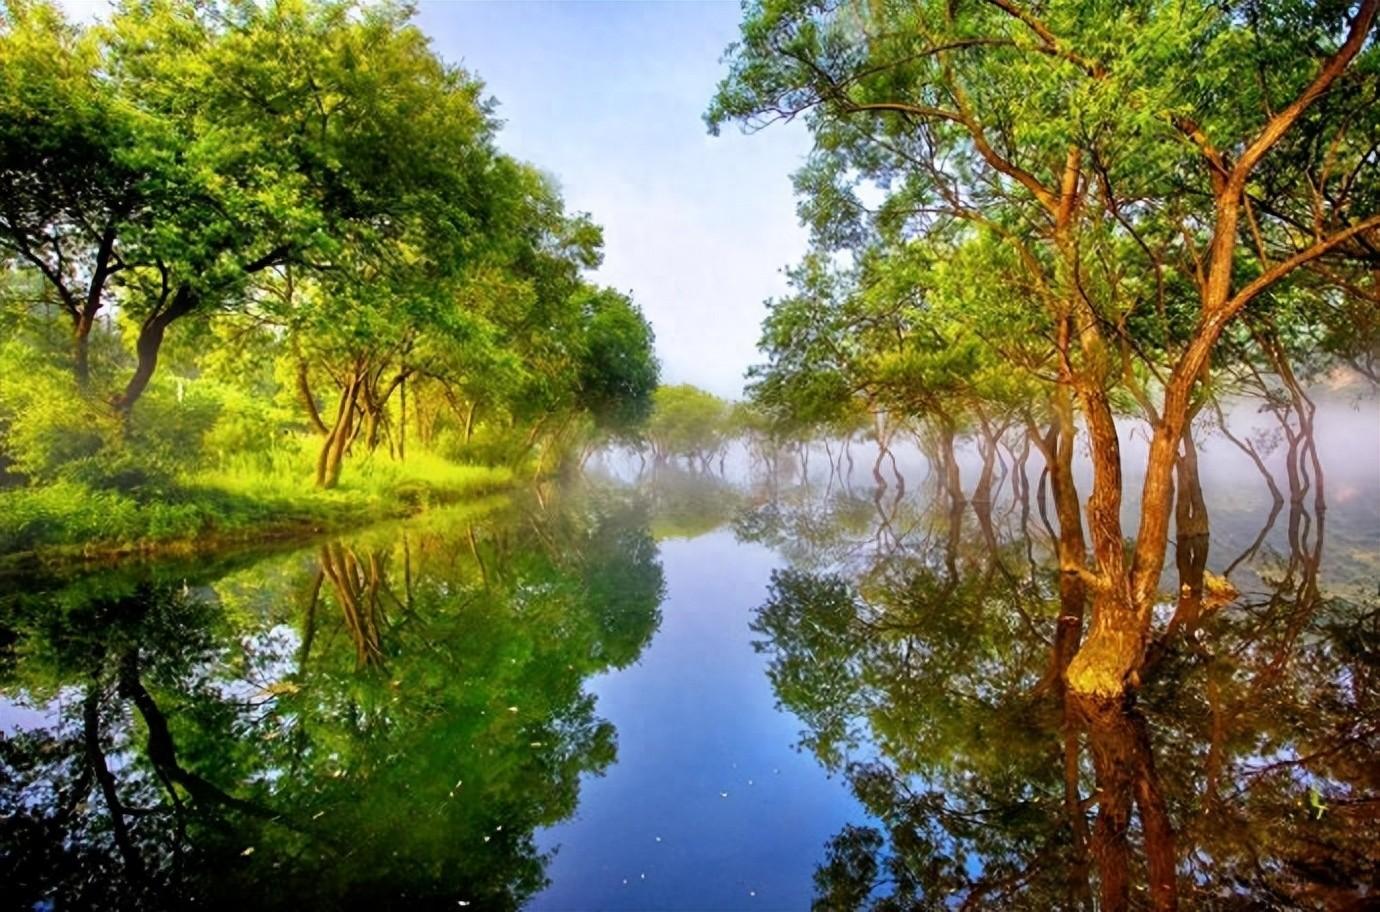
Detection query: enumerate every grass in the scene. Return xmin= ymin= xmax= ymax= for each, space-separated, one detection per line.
xmin=0 ymin=438 xmax=514 ymax=561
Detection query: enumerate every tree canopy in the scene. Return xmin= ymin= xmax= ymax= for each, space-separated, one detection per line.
xmin=0 ymin=0 xmax=659 ymax=502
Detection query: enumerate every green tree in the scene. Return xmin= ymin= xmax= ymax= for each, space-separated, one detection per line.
xmin=0 ymin=0 xmax=140 ymax=385
xmin=644 ymin=384 xmax=731 ymax=466
xmin=710 ymin=0 xmax=1380 ymax=702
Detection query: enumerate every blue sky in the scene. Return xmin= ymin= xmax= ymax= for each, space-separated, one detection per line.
xmin=414 ymin=1 xmax=812 ymax=398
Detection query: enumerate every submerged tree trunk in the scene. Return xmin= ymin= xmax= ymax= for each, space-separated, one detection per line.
xmin=871 ymin=411 xmax=892 ymax=490
xmin=1030 ymin=391 xmax=1090 ymax=693
xmin=1166 ymin=419 xmax=1209 ymax=637
xmin=972 ymin=421 xmax=998 ymax=509
xmin=1065 ymin=366 xmax=1142 ymax=700
xmin=938 ymin=421 xmax=963 ymax=511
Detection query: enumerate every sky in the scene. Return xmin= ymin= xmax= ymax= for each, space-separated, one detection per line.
xmin=415 ymin=1 xmax=812 ymax=398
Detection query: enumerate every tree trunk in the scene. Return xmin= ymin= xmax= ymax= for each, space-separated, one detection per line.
xmin=398 ymin=374 xmax=406 ymax=462
xmin=71 ymin=223 xmax=117 ymax=387
xmin=115 ymin=285 xmax=197 ymax=414
xmin=73 ymin=312 xmax=94 ymax=388
xmin=1065 ymin=372 xmax=1144 ymax=700
xmin=363 ymin=402 xmax=382 ymax=452
xmin=317 ymin=372 xmax=362 ymax=489
xmin=1166 ymin=420 xmax=1209 ymax=636
xmin=871 ymin=411 xmax=890 ymax=489
xmin=1031 ymin=392 xmax=1090 ymax=692
xmin=297 ymin=360 xmax=329 ymax=435
xmin=939 ymin=422 xmax=963 ymax=511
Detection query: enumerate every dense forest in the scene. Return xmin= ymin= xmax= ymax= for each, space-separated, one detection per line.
xmin=0 ymin=0 xmax=659 ymax=556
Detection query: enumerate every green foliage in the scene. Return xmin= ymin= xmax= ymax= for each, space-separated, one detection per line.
xmin=710 ymin=0 xmax=1380 ymax=457
xmin=645 ymin=384 xmax=731 ymax=461
xmin=0 ymin=0 xmax=659 ymax=549
xmin=0 ymin=341 xmax=112 ymax=481
xmin=576 ymin=287 xmax=660 ymax=436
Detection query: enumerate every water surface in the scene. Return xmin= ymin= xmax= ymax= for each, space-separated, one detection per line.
xmin=2 ymin=407 xmax=1378 ymax=909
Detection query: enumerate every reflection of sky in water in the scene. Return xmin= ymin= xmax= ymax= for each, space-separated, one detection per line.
xmin=553 ymin=390 xmax=1379 ymax=907
xmin=533 ymin=531 xmax=866 ymax=910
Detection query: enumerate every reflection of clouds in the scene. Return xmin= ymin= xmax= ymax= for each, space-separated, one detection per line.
xmin=1335 ymin=483 xmax=1361 ymax=504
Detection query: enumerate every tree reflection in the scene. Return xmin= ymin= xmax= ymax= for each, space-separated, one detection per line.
xmin=747 ymin=440 xmax=1378 ymax=909
xmin=0 ymin=493 xmax=664 ymax=910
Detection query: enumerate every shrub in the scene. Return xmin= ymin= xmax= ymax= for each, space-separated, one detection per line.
xmin=0 ymin=341 xmax=114 ymax=483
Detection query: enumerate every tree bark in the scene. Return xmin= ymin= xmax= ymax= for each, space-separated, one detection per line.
xmin=1031 ymin=392 xmax=1090 ymax=693
xmin=297 ymin=360 xmax=329 ymax=435
xmin=1166 ymin=419 xmax=1209 ymax=637
xmin=73 ymin=312 xmax=95 ymax=388
xmin=317 ymin=370 xmax=362 ymax=488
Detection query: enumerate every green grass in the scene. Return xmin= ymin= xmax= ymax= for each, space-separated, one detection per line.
xmin=0 ymin=439 xmax=514 ymax=559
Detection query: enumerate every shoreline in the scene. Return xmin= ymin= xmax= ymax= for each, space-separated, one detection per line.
xmin=0 ymin=474 xmax=517 ymax=576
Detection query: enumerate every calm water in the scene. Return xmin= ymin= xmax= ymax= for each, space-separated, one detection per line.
xmin=2 ymin=403 xmax=1378 ymax=909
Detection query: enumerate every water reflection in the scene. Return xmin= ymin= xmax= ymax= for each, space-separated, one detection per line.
xmin=0 ymin=494 xmax=664 ymax=910
xmin=744 ymin=431 xmax=1378 ymax=908
xmin=1 ymin=419 xmax=1376 ymax=909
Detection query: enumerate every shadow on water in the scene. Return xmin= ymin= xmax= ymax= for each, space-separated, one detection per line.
xmin=0 ymin=491 xmax=665 ymax=911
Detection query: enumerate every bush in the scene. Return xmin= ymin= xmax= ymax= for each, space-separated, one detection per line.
xmin=200 ymin=380 xmax=298 ymax=466
xmin=0 ymin=341 xmax=115 ymax=483
xmin=0 ymin=482 xmax=143 ymax=552
xmin=123 ymin=377 xmax=224 ymax=470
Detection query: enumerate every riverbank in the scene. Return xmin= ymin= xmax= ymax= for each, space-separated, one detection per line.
xmin=0 ymin=449 xmax=514 ymax=568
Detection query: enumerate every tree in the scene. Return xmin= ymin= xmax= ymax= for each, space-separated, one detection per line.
xmin=644 ymin=384 xmax=731 ymax=466
xmin=0 ymin=0 xmax=140 ymax=385
xmin=710 ymin=0 xmax=1380 ymax=701
xmin=575 ymin=287 xmax=659 ymax=441
xmin=1 ymin=0 xmax=517 ymax=415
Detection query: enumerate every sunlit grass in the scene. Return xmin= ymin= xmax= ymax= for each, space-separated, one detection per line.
xmin=0 ymin=436 xmax=514 ymax=558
